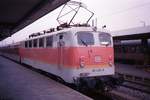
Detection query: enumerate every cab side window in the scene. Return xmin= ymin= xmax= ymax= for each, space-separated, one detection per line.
xmin=59 ymin=34 xmax=65 ymax=47
xmin=59 ymin=35 xmax=63 ymax=40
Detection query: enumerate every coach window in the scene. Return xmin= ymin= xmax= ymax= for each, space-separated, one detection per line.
xmin=29 ymin=40 xmax=32 ymax=48
xmin=33 ymin=39 xmax=37 ymax=47
xmin=25 ymin=41 xmax=28 ymax=48
xmin=46 ymin=36 xmax=53 ymax=47
xmin=39 ymin=38 xmax=44 ymax=47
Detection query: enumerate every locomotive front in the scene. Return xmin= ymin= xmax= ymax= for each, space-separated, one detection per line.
xmin=69 ymin=27 xmax=115 ymax=90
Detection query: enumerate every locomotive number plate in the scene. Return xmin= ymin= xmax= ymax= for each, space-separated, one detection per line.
xmin=92 ymin=68 xmax=104 ymax=72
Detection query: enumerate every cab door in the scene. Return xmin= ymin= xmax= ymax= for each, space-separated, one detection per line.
xmin=57 ymin=34 xmax=65 ymax=69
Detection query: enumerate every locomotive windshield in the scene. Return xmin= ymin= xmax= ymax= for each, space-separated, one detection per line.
xmin=77 ymin=32 xmax=94 ymax=46
xmin=99 ymin=32 xmax=111 ymax=45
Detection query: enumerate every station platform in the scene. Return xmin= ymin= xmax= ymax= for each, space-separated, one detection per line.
xmin=0 ymin=56 xmax=92 ymax=100
xmin=115 ymin=63 xmax=150 ymax=85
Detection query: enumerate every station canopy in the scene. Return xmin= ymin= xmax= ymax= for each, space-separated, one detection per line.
xmin=0 ymin=0 xmax=70 ymax=41
xmin=112 ymin=25 xmax=150 ymax=40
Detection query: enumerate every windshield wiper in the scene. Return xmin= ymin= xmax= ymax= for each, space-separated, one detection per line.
xmin=80 ymin=39 xmax=88 ymax=46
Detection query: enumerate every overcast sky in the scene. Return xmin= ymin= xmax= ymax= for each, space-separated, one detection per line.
xmin=1 ymin=0 xmax=150 ymax=45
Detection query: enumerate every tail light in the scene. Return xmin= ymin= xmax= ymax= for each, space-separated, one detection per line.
xmin=108 ymin=55 xmax=113 ymax=67
xmin=80 ymin=56 xmax=85 ymax=68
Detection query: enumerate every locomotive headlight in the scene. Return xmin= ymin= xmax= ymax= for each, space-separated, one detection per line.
xmin=80 ymin=56 xmax=85 ymax=68
xmin=108 ymin=62 xmax=113 ymax=67
xmin=80 ymin=62 xmax=85 ymax=68
xmin=108 ymin=55 xmax=113 ymax=67
xmin=109 ymin=55 xmax=113 ymax=61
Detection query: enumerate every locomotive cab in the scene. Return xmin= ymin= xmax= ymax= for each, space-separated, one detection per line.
xmin=59 ymin=27 xmax=115 ymax=83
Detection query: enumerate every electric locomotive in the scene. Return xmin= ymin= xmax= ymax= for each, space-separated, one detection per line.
xmin=0 ymin=1 xmax=117 ymax=91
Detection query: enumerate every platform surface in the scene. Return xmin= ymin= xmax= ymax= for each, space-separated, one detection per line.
xmin=115 ymin=63 xmax=150 ymax=79
xmin=0 ymin=56 xmax=92 ymax=100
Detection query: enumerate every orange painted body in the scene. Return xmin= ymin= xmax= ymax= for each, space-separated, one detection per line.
xmin=19 ymin=47 xmax=114 ymax=69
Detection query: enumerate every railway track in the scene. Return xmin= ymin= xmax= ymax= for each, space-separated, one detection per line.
xmin=122 ymin=81 xmax=150 ymax=94
xmin=107 ymin=81 xmax=150 ymax=100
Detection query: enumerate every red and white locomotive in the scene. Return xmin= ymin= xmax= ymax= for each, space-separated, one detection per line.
xmin=0 ymin=25 xmax=115 ymax=89
xmin=0 ymin=1 xmax=117 ymax=91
